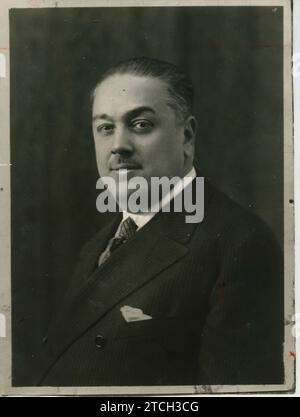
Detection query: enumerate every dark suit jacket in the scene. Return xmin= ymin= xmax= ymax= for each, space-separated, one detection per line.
xmin=37 ymin=180 xmax=284 ymax=386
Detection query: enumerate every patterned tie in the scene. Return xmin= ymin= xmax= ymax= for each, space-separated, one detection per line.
xmin=98 ymin=216 xmax=138 ymax=267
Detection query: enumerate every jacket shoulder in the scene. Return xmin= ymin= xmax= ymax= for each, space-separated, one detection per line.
xmin=202 ymin=182 xmax=281 ymax=250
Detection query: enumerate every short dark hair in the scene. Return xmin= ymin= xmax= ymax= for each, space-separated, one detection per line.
xmin=92 ymin=57 xmax=194 ymax=120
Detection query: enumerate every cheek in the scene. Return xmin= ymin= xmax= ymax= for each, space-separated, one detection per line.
xmin=94 ymin=142 xmax=111 ymax=173
xmin=140 ymin=141 xmax=182 ymax=177
xmin=94 ymin=140 xmax=110 ymax=160
xmin=148 ymin=130 xmax=183 ymax=159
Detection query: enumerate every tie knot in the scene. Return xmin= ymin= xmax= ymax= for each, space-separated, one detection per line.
xmin=117 ymin=217 xmax=138 ymax=241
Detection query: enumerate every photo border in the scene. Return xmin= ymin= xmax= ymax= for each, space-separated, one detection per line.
xmin=0 ymin=0 xmax=294 ymax=395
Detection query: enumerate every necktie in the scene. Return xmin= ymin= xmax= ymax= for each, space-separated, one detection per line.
xmin=98 ymin=217 xmax=138 ymax=267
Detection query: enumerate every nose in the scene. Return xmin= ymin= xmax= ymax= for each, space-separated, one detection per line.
xmin=111 ymin=127 xmax=134 ymax=157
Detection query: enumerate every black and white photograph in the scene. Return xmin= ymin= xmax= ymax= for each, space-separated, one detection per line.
xmin=0 ymin=0 xmax=295 ymax=395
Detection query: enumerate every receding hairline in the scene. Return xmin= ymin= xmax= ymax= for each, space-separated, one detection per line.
xmin=92 ymin=72 xmax=171 ymax=98
xmin=91 ymin=72 xmax=191 ymax=122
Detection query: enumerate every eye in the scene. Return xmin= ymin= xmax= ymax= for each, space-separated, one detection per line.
xmin=131 ymin=119 xmax=153 ymax=133
xmin=95 ymin=123 xmax=114 ymax=135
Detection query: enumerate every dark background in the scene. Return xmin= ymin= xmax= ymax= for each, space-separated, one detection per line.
xmin=10 ymin=7 xmax=283 ymax=385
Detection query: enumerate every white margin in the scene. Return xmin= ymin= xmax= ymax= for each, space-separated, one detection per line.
xmin=293 ymin=0 xmax=300 ymax=398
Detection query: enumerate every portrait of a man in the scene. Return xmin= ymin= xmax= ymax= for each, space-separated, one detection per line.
xmin=9 ymin=5 xmax=290 ymax=391
xmin=35 ymin=57 xmax=284 ymax=386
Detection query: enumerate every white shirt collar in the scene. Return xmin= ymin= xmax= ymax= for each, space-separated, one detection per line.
xmin=123 ymin=167 xmax=196 ymax=230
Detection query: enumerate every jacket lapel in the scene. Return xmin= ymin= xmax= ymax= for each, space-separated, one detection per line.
xmin=45 ymin=176 xmax=210 ymax=369
xmin=46 ymin=210 xmax=197 ymax=361
xmin=71 ymin=213 xmax=122 ymax=285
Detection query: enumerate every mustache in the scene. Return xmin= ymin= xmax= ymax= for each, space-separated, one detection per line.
xmin=109 ymin=156 xmax=142 ymax=170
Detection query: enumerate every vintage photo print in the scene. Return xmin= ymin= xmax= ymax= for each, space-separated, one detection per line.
xmin=0 ymin=0 xmax=295 ymax=395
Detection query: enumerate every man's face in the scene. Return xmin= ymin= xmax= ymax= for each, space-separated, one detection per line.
xmin=92 ymin=73 xmax=195 ymax=201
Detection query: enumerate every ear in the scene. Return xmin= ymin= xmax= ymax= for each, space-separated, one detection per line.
xmin=183 ymin=115 xmax=197 ymax=159
xmin=184 ymin=115 xmax=197 ymax=143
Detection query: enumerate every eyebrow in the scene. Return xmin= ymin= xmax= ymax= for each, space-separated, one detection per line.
xmin=92 ymin=106 xmax=156 ymax=122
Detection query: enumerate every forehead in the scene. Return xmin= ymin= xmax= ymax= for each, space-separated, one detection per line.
xmin=92 ymin=74 xmax=172 ymax=117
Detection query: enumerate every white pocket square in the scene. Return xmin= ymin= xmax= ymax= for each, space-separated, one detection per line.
xmin=120 ymin=305 xmax=152 ymax=323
